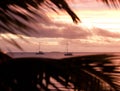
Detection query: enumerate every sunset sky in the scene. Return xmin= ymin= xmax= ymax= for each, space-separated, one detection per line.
xmin=0 ymin=0 xmax=120 ymax=52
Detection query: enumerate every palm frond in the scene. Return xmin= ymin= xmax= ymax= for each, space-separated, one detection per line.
xmin=0 ymin=52 xmax=12 ymax=63
xmin=0 ymin=0 xmax=120 ymax=34
xmin=0 ymin=0 xmax=80 ymax=33
xmin=99 ymin=0 xmax=120 ymax=7
xmin=1 ymin=0 xmax=120 ymax=49
xmin=0 ymin=0 xmax=81 ymax=49
xmin=0 ymin=53 xmax=120 ymax=91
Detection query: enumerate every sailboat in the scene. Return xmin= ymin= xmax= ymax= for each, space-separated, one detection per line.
xmin=64 ymin=41 xmax=73 ymax=56
xmin=36 ymin=42 xmax=44 ymax=55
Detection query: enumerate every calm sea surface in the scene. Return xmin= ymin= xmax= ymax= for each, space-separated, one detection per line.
xmin=7 ymin=52 xmax=120 ymax=71
xmin=7 ymin=52 xmax=120 ymax=70
xmin=7 ymin=52 xmax=120 ymax=58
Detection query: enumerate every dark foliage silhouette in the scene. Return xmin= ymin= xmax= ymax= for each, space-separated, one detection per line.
xmin=0 ymin=0 xmax=120 ymax=34
xmin=0 ymin=0 xmax=120 ymax=91
xmin=100 ymin=0 xmax=120 ymax=7
xmin=0 ymin=52 xmax=120 ymax=91
xmin=0 ymin=0 xmax=80 ymax=35
xmin=0 ymin=0 xmax=120 ymax=48
xmin=0 ymin=52 xmax=12 ymax=63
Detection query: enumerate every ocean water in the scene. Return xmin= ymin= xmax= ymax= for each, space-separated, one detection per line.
xmin=7 ymin=52 xmax=118 ymax=58
xmin=7 ymin=52 xmax=120 ymax=71
xmin=7 ymin=52 xmax=120 ymax=64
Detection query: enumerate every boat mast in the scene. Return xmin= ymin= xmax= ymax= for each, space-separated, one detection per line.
xmin=64 ymin=41 xmax=72 ymax=56
xmin=38 ymin=42 xmax=41 ymax=53
xmin=66 ymin=41 xmax=69 ymax=53
xmin=36 ymin=41 xmax=44 ymax=54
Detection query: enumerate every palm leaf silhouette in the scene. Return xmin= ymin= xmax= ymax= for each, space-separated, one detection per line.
xmin=0 ymin=1 xmax=120 ymax=91
xmin=0 ymin=0 xmax=80 ymax=34
xmin=0 ymin=0 xmax=81 ymax=48
xmin=0 ymin=0 xmax=120 ymax=48
xmin=0 ymin=0 xmax=120 ymax=33
xmin=100 ymin=0 xmax=120 ymax=7
xmin=0 ymin=52 xmax=120 ymax=91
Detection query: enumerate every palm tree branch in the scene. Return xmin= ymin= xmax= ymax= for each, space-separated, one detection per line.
xmin=82 ymin=68 xmax=120 ymax=91
xmin=62 ymin=54 xmax=120 ymax=90
xmin=99 ymin=0 xmax=120 ymax=7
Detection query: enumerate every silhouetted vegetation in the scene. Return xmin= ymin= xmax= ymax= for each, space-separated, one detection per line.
xmin=0 ymin=0 xmax=120 ymax=48
xmin=0 ymin=0 xmax=120 ymax=34
xmin=0 ymin=52 xmax=120 ymax=91
xmin=0 ymin=0 xmax=120 ymax=91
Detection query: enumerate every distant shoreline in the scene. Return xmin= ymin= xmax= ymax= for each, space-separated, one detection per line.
xmin=7 ymin=52 xmax=118 ymax=59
